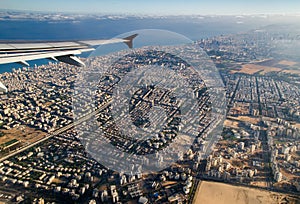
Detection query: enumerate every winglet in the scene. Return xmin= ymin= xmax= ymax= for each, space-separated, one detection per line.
xmin=123 ymin=34 xmax=138 ymax=49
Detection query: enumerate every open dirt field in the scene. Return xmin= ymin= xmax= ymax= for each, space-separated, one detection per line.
xmin=278 ymin=60 xmax=298 ymax=66
xmin=283 ymin=69 xmax=300 ymax=75
xmin=0 ymin=126 xmax=46 ymax=146
xmin=224 ymin=119 xmax=239 ymax=129
xmin=230 ymin=60 xmax=300 ymax=76
xmin=231 ymin=64 xmax=282 ymax=75
xmin=227 ymin=116 xmax=260 ymax=125
xmin=249 ymin=181 xmax=268 ymax=188
xmin=224 ymin=116 xmax=260 ymax=129
xmin=193 ymin=181 xmax=299 ymax=204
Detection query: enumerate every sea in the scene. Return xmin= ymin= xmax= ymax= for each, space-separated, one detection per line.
xmin=0 ymin=15 xmax=281 ymax=73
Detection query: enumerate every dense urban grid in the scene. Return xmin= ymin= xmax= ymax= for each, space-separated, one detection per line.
xmin=0 ymin=26 xmax=300 ymax=203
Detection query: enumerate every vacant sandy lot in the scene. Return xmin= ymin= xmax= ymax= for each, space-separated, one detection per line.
xmin=231 ymin=64 xmax=282 ymax=75
xmin=224 ymin=119 xmax=239 ymax=129
xmin=227 ymin=116 xmax=260 ymax=125
xmin=193 ymin=181 xmax=298 ymax=204
xmin=278 ymin=60 xmax=298 ymax=66
xmin=283 ymin=69 xmax=300 ymax=76
xmin=0 ymin=126 xmax=46 ymax=146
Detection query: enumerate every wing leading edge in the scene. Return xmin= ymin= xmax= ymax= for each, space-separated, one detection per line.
xmin=0 ymin=34 xmax=138 ymax=92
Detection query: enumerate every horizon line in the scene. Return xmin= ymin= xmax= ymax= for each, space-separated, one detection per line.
xmin=1 ymin=8 xmax=300 ymax=17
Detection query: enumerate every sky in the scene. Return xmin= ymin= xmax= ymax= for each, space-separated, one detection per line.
xmin=0 ymin=0 xmax=300 ymax=15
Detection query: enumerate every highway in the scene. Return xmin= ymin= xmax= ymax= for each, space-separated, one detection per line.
xmin=0 ymin=100 xmax=112 ymax=162
xmin=188 ymin=179 xmax=201 ymax=204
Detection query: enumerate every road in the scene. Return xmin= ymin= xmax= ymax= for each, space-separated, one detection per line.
xmin=188 ymin=179 xmax=201 ymax=204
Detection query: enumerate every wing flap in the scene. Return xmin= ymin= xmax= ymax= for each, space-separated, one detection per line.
xmin=56 ymin=55 xmax=85 ymax=67
xmin=0 ymin=49 xmax=94 ymax=65
xmin=0 ymin=81 xmax=7 ymax=92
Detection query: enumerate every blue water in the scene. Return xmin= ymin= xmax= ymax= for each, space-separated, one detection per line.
xmin=0 ymin=16 xmax=275 ymax=73
xmin=0 ymin=17 xmax=258 ymax=40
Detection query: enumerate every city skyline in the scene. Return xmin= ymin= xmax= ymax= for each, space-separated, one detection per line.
xmin=1 ymin=0 xmax=300 ymax=15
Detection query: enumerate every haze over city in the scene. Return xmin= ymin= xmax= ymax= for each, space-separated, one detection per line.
xmin=1 ymin=0 xmax=300 ymax=15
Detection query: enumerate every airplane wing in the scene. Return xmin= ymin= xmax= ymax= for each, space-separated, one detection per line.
xmin=0 ymin=34 xmax=138 ymax=67
xmin=0 ymin=81 xmax=7 ymax=92
xmin=0 ymin=34 xmax=138 ymax=92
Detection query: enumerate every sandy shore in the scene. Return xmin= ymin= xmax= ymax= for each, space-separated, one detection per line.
xmin=193 ymin=181 xmax=297 ymax=204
